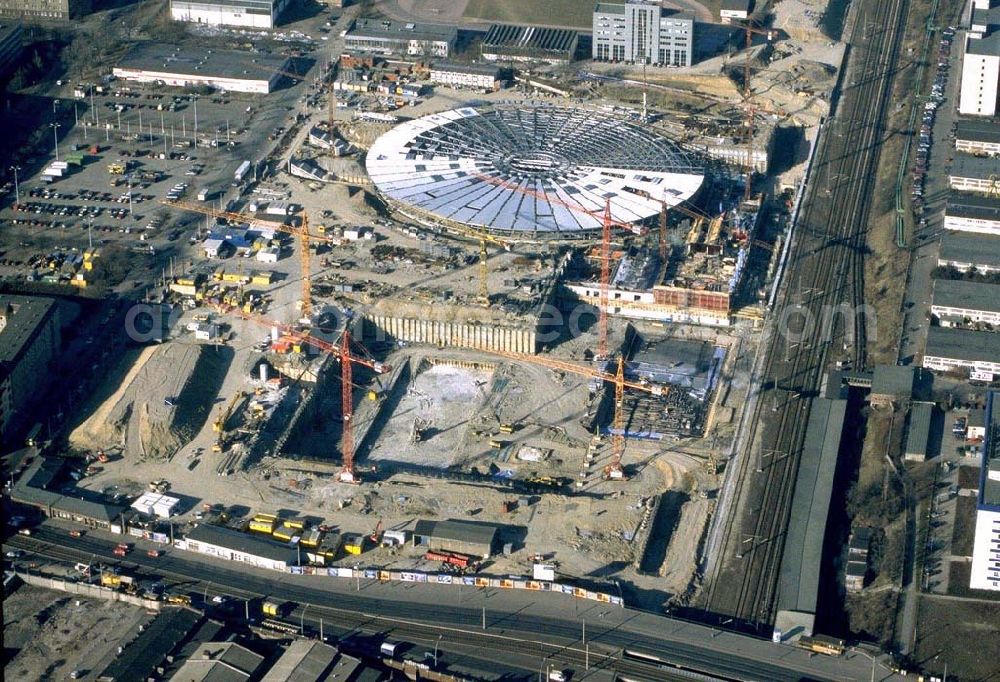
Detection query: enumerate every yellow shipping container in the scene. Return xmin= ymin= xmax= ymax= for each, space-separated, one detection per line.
xmin=300 ymin=530 xmax=322 ymax=548
xmin=251 ymin=271 xmax=273 ymax=285
xmin=249 ymin=519 xmax=276 ymax=534
xmin=253 ymin=513 xmax=277 ymax=522
xmin=69 ymin=278 xmax=88 ymax=288
xmin=222 ymin=271 xmax=244 ymax=282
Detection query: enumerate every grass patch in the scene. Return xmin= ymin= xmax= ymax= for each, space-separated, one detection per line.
xmin=951 ymin=495 xmax=978 ymax=557
xmin=463 ymin=0 xmax=595 ymax=29
xmin=914 ymin=595 xmax=1000 ymax=679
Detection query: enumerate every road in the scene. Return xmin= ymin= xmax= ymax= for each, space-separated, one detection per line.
xmin=5 ymin=524 xmax=905 ymax=682
xmin=701 ymin=0 xmax=909 ymax=629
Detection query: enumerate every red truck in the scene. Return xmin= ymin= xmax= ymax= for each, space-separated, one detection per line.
xmin=147 ymin=549 xmax=162 ymax=558
xmin=424 ymin=550 xmax=477 ymax=569
xmin=113 ymin=543 xmax=131 ymax=557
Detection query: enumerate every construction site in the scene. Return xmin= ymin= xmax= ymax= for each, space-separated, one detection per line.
xmin=0 ymin=0 xmax=850 ymax=614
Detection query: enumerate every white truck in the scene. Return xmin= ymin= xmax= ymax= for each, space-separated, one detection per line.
xmin=233 ymin=160 xmax=251 ymax=186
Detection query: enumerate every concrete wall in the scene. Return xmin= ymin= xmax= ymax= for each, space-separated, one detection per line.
xmin=16 ymin=570 xmax=163 ymax=610
xmin=366 ymin=315 xmax=537 ymax=354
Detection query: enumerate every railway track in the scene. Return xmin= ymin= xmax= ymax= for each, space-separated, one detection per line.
xmin=702 ymin=0 xmax=908 ymax=629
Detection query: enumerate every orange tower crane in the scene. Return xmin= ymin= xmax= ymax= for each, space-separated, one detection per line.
xmin=472 ymin=172 xmax=644 ymax=359
xmin=486 ymin=348 xmax=667 ymax=478
xmin=736 ymin=20 xmax=776 ymax=200
xmin=212 ymin=303 xmax=389 ymax=482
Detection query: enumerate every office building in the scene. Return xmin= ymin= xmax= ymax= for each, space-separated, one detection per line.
xmin=0 ymin=0 xmax=90 ymax=20
xmin=959 ymin=0 xmax=1000 ymax=116
xmin=592 ymin=1 xmax=694 ymax=67
xmin=170 ymin=0 xmax=289 ymax=29
xmin=954 ymin=118 xmax=1000 ymax=155
xmin=0 ymin=296 xmax=60 ymax=444
xmin=344 ymin=18 xmax=456 ymax=58
xmin=970 ymin=391 xmax=1000 ymax=591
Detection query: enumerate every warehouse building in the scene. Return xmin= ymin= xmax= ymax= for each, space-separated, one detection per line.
xmin=169 ymin=0 xmax=290 ymax=29
xmin=970 ymin=391 xmax=1000 ymax=591
xmin=480 ymin=24 xmax=579 ymax=64
xmin=344 ymin=19 xmax=457 ymax=58
xmin=113 ymin=44 xmax=290 ymax=95
xmin=0 ymin=0 xmax=90 ymax=20
xmin=944 ymin=193 xmax=1000 ymax=234
xmin=261 ymin=641 xmax=362 ymax=682
xmin=171 ymin=642 xmax=265 ymax=681
xmin=931 ymin=279 xmax=1000 ymax=326
xmin=949 ymin=154 xmax=1000 ymax=194
xmin=954 ymin=118 xmax=1000 ymax=156
xmin=429 ymin=62 xmax=504 ymax=91
xmin=592 ymin=1 xmax=694 ymax=67
xmin=923 ymin=327 xmax=1000 ymax=378
xmin=0 ymin=296 xmax=61 ymax=444
xmin=184 ymin=523 xmax=299 ymax=571
xmin=904 ymin=401 xmax=935 ymax=462
xmin=938 ymin=232 xmax=1000 ymax=274
xmin=0 ymin=22 xmax=22 ymax=78
xmin=412 ymin=519 xmax=500 ymax=559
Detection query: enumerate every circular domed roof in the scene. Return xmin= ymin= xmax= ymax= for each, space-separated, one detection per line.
xmin=365 ymin=105 xmax=704 ymax=239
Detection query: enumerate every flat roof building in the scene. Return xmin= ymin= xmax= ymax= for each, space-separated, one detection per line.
xmin=170 ymin=0 xmax=290 ymax=29
xmin=905 ymin=401 xmax=935 ymax=462
xmin=184 ymin=523 xmax=299 ymax=571
xmin=938 ymin=232 xmax=1000 ymax=273
xmin=931 ymin=279 xmax=1000 ymax=326
xmin=0 ymin=0 xmax=90 ymax=20
xmin=344 ymin=18 xmax=456 ymax=58
xmin=10 ymin=457 xmax=126 ymax=530
xmin=923 ymin=327 xmax=1000 ymax=377
xmin=429 ymin=61 xmax=503 ymax=91
xmin=948 ymin=154 xmax=1000 ymax=194
xmin=481 ymin=24 xmax=579 ymax=64
xmin=0 ymin=295 xmax=60 ymax=444
xmin=412 ymin=519 xmax=500 ymax=559
xmin=113 ymin=44 xmax=290 ymax=94
xmin=720 ymin=0 xmax=753 ymax=24
xmin=593 ymin=1 xmax=694 ymax=67
xmin=954 ymin=118 xmax=1000 ymax=156
xmin=944 ymin=193 xmax=1000 ymax=234
xmin=970 ymin=390 xmax=1000 ymax=591
xmin=959 ymin=8 xmax=1000 ymax=117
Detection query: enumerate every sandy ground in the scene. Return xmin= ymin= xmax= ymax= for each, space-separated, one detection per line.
xmin=3 ymin=584 xmax=150 ymax=682
xmin=369 ymin=361 xmax=495 ymax=468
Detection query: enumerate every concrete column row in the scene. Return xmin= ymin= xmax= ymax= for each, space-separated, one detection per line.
xmin=367 ymin=316 xmax=537 ymax=354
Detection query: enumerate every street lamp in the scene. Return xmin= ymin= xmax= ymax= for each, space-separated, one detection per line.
xmin=9 ymin=165 xmax=20 ymax=204
xmin=51 ymin=122 xmax=61 ymax=161
xmin=433 ymin=634 xmax=442 ymax=668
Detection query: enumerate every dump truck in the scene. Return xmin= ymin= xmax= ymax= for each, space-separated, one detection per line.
xmin=107 ymin=160 xmax=127 ymax=174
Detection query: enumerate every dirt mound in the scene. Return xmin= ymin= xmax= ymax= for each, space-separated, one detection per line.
xmin=70 ymin=343 xmax=232 ymax=460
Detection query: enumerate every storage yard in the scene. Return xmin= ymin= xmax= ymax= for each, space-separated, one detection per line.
xmin=1 ymin=0 xmax=850 ymax=616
